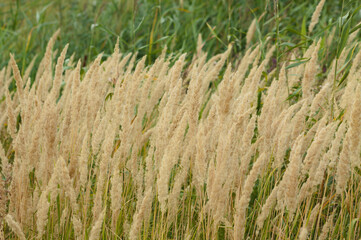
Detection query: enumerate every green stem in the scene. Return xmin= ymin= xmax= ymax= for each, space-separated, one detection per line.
xmin=331 ymin=0 xmax=345 ymax=120
xmin=275 ymin=0 xmax=280 ymax=75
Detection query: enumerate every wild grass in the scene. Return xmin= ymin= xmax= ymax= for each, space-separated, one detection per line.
xmin=1 ymin=0 xmax=361 ymax=240
xmin=1 ymin=0 xmax=359 ymax=70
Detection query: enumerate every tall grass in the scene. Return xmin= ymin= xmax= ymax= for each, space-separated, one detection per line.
xmin=1 ymin=2 xmax=361 ymax=240
xmin=1 ymin=0 xmax=358 ymax=70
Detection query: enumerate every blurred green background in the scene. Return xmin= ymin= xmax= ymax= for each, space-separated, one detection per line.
xmin=0 ymin=0 xmax=360 ymax=73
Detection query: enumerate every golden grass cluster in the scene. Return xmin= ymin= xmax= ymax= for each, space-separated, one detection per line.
xmin=1 ymin=27 xmax=361 ymax=239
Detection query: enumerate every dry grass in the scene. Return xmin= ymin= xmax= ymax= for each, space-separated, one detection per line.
xmin=1 ymin=9 xmax=361 ymax=239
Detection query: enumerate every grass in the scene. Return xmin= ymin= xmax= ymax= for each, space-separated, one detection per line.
xmin=1 ymin=0 xmax=359 ymax=71
xmin=1 ymin=0 xmax=361 ymax=239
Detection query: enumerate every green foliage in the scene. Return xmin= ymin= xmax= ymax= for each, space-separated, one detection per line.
xmin=1 ymin=0 xmax=360 ymax=72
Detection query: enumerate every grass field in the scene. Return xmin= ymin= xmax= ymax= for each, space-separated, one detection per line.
xmin=1 ymin=0 xmax=361 ymax=239
xmin=1 ymin=0 xmax=359 ymax=67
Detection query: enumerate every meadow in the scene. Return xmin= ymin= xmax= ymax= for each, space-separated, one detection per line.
xmin=1 ymin=0 xmax=361 ymax=239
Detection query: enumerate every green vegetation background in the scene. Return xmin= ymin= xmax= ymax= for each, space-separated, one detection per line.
xmin=0 ymin=0 xmax=360 ymax=74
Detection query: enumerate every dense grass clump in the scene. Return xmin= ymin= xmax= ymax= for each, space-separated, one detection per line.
xmin=1 ymin=0 xmax=360 ymax=69
xmin=1 ymin=1 xmax=361 ymax=239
